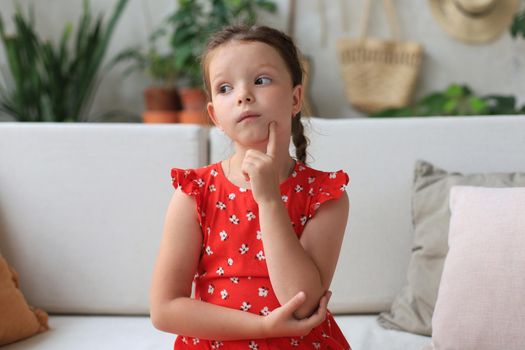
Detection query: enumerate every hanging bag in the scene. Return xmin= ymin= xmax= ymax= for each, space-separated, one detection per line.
xmin=337 ymin=0 xmax=423 ymax=113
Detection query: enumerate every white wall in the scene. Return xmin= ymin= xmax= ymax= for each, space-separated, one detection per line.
xmin=0 ymin=0 xmax=524 ymax=121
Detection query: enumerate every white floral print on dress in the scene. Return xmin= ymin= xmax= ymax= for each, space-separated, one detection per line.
xmin=260 ymin=306 xmax=270 ymax=316
xmin=220 ymin=289 xmax=228 ymax=300
xmin=229 ymin=215 xmax=240 ymax=225
xmin=211 ymin=340 xmax=223 ymax=349
xmin=239 ymin=243 xmax=249 ymax=254
xmin=240 ymin=301 xmax=251 ymax=311
xmin=246 ymin=211 xmax=256 ymax=221
xmin=255 ymin=250 xmax=265 ymax=261
xmin=258 ymin=287 xmax=268 ymax=297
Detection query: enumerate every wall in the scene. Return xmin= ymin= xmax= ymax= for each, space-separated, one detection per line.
xmin=0 ymin=0 xmax=524 ymax=121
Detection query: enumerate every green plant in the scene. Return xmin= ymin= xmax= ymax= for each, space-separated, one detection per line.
xmin=0 ymin=0 xmax=128 ymax=122
xmin=510 ymin=7 xmax=525 ymax=39
xmin=167 ymin=0 xmax=277 ymax=87
xmin=371 ymin=84 xmax=525 ymax=117
xmin=112 ymin=24 xmax=180 ymax=87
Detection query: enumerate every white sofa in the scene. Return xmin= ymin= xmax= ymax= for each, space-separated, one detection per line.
xmin=1 ymin=116 xmax=524 ymax=350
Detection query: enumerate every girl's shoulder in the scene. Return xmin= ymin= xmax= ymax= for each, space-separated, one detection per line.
xmin=294 ymin=161 xmax=350 ymax=216
xmin=295 ymin=161 xmax=350 ymax=188
xmin=170 ymin=162 xmax=219 ymax=196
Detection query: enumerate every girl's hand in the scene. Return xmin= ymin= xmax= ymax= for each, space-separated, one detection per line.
xmin=241 ymin=121 xmax=282 ymax=205
xmin=261 ymin=290 xmax=332 ymax=338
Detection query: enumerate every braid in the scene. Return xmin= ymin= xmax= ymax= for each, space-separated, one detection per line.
xmin=291 ymin=114 xmax=309 ymax=165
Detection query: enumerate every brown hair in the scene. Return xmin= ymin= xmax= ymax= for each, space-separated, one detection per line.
xmin=201 ymin=25 xmax=309 ymax=164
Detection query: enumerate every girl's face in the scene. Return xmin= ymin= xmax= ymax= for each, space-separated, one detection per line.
xmin=206 ymin=40 xmax=302 ymax=149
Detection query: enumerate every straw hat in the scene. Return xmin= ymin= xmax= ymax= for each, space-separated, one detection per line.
xmin=428 ymin=0 xmax=519 ymax=43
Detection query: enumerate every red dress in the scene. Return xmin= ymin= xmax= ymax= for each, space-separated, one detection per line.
xmin=170 ymin=159 xmax=351 ymax=350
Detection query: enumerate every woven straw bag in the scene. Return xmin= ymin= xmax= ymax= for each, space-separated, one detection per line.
xmin=337 ymin=0 xmax=423 ymax=113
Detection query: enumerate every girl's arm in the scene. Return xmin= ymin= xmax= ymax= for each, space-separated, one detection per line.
xmin=150 ymin=188 xmax=330 ymax=340
xmin=258 ymin=191 xmax=349 ymax=319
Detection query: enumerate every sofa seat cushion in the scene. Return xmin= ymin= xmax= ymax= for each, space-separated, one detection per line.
xmin=1 ymin=315 xmax=173 ymax=350
xmin=337 ymin=315 xmax=431 ymax=350
xmin=2 ymin=314 xmax=430 ymax=350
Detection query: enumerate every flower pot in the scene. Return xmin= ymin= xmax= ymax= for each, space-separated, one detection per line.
xmin=142 ymin=87 xmax=183 ymax=123
xmin=142 ymin=111 xmax=179 ymax=123
xmin=178 ymin=88 xmax=211 ymax=125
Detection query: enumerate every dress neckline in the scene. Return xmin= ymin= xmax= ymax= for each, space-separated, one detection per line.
xmin=216 ymin=158 xmax=299 ymax=192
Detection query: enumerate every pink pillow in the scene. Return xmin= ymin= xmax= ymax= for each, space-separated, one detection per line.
xmin=428 ymin=186 xmax=525 ymax=350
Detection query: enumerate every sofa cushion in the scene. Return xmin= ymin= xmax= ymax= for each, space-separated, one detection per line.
xmin=0 ymin=315 xmax=173 ymax=350
xmin=378 ymin=160 xmax=525 ymax=336
xmin=427 ymin=186 xmax=525 ymax=350
xmin=1 ymin=315 xmax=430 ymax=350
xmin=0 ymin=123 xmax=208 ymax=315
xmin=0 ymin=255 xmax=49 ymax=345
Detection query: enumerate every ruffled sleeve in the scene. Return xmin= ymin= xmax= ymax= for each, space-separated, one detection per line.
xmin=308 ymin=170 xmax=349 ymax=218
xmin=170 ymin=168 xmax=204 ymax=196
xmin=171 ymin=167 xmax=205 ymax=227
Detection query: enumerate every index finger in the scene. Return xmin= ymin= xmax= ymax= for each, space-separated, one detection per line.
xmin=266 ymin=121 xmax=277 ymax=158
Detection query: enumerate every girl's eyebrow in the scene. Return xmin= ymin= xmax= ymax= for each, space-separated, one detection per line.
xmin=257 ymin=63 xmax=279 ymax=73
xmin=210 ymin=73 xmax=227 ymax=86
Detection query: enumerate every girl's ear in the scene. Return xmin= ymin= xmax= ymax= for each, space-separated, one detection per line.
xmin=291 ymin=84 xmax=303 ymax=117
xmin=207 ymin=102 xmax=222 ymax=130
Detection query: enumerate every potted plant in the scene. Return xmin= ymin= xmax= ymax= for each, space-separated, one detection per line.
xmin=113 ymin=27 xmax=183 ymax=123
xmin=371 ymin=84 xmax=525 ymax=117
xmin=0 ymin=0 xmax=129 ymax=122
xmin=166 ymin=0 xmax=277 ymax=124
xmin=510 ymin=7 xmax=525 ymax=39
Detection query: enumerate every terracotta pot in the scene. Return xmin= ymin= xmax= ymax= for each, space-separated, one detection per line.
xmin=144 ymin=86 xmax=182 ymax=111
xmin=142 ymin=87 xmax=182 ymax=124
xmin=142 ymin=111 xmax=179 ymax=123
xmin=178 ymin=88 xmax=212 ymax=125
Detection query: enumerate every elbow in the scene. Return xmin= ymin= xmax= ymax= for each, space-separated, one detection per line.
xmin=150 ymin=299 xmax=183 ymax=333
xmin=150 ymin=303 xmax=168 ymax=332
xmin=292 ymin=285 xmax=327 ymax=319
xmin=292 ymin=294 xmax=324 ymax=320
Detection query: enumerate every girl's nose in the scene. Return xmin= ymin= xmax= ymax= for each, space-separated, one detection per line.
xmin=237 ymin=92 xmax=254 ymax=105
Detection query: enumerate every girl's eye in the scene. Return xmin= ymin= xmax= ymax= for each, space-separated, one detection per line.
xmin=255 ymin=76 xmax=272 ymax=85
xmin=218 ymin=84 xmax=232 ymax=94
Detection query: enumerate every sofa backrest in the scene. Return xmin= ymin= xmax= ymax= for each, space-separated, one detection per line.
xmin=0 ymin=123 xmax=208 ymax=315
xmin=210 ymin=116 xmax=525 ymax=313
xmin=1 ymin=116 xmax=524 ymax=316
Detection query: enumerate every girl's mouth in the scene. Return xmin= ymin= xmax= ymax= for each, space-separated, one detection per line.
xmin=237 ymin=113 xmax=261 ymax=123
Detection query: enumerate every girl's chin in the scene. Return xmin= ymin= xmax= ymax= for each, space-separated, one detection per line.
xmin=235 ymin=130 xmax=269 ymax=147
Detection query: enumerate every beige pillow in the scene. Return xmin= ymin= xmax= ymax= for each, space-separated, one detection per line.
xmin=0 ymin=254 xmax=49 ymax=346
xmin=427 ymin=186 xmax=525 ymax=350
xmin=378 ymin=160 xmax=525 ymax=336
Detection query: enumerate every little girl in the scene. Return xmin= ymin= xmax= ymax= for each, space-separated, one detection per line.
xmin=151 ymin=25 xmax=351 ymax=350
